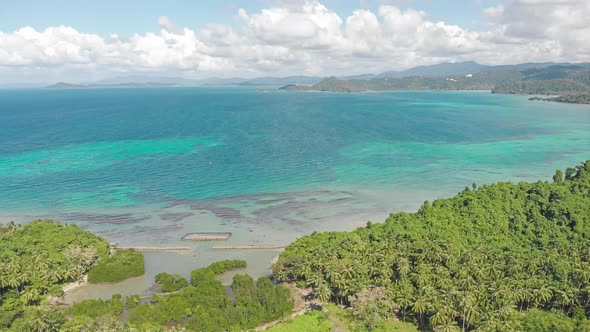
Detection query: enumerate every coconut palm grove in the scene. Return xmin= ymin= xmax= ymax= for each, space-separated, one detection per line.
xmin=273 ymin=161 xmax=590 ymax=331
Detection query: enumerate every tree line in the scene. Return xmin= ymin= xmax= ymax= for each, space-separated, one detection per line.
xmin=274 ymin=161 xmax=590 ymax=331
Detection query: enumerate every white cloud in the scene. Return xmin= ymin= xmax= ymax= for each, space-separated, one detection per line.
xmin=483 ymin=5 xmax=504 ymax=17
xmin=239 ymin=2 xmax=345 ymax=49
xmin=0 ymin=0 xmax=589 ymax=84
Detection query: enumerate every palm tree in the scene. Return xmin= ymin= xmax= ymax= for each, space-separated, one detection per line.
xmin=459 ymin=293 xmax=478 ymax=331
xmin=315 ymin=282 xmax=331 ymax=303
xmin=412 ymin=296 xmax=429 ymax=327
xmin=434 ymin=321 xmax=461 ymax=332
xmin=20 ymin=287 xmax=40 ymax=305
xmin=5 ymin=258 xmax=21 ymax=274
xmin=6 ymin=273 xmax=20 ymax=289
xmin=395 ymin=286 xmax=414 ymax=321
xmin=0 ymin=273 xmax=8 ymax=289
xmin=555 ymin=288 xmax=576 ymax=311
xmin=533 ymin=285 xmax=552 ymax=306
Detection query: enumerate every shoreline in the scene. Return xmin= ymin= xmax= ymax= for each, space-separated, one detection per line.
xmin=212 ymin=245 xmax=286 ymax=250
xmin=62 ymin=275 xmax=89 ymax=294
xmin=282 ymin=87 xmax=494 ymax=93
xmin=115 ymin=246 xmax=192 ymax=252
xmin=49 ymin=275 xmax=89 ymax=305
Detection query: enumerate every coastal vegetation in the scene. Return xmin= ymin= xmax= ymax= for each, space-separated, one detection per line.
xmin=205 ymin=259 xmax=248 ymax=274
xmin=87 ymin=249 xmax=144 ymax=283
xmin=0 ymin=220 xmax=109 ymax=329
xmin=4 ymin=162 xmax=590 ymax=331
xmin=492 ymin=79 xmax=590 ymax=95
xmin=268 ymin=303 xmax=420 ymax=332
xmin=128 ymin=262 xmax=293 ymax=331
xmin=274 ymin=161 xmax=590 ymax=331
xmin=154 ymin=272 xmax=189 ymax=292
xmin=266 ymin=310 xmax=333 ymax=332
xmin=530 ymin=93 xmax=590 ymax=105
xmin=67 ymin=294 xmax=124 ymax=318
xmin=0 ymin=223 xmax=291 ymax=332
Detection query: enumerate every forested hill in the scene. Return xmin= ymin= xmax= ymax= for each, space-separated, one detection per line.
xmin=280 ymin=65 xmax=590 ymax=104
xmin=274 ymin=161 xmax=590 ymax=331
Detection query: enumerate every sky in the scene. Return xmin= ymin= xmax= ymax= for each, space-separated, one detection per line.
xmin=0 ymin=0 xmax=589 ymax=85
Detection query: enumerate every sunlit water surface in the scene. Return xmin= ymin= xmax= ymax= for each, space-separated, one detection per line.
xmin=0 ymin=87 xmax=588 ymax=301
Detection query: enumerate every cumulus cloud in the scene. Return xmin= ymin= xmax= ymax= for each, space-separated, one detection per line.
xmin=0 ymin=0 xmax=588 ymax=83
xmin=158 ymin=16 xmax=179 ymax=33
xmin=495 ymin=0 xmax=590 ymax=60
xmin=483 ymin=5 xmax=504 ymax=17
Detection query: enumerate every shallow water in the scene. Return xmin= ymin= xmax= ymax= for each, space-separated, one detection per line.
xmin=0 ymin=87 xmax=588 ymax=301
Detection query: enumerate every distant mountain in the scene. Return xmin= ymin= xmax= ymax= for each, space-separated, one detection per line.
xmin=92 ymin=76 xmax=199 ymax=85
xmin=47 ymin=61 xmax=590 ymax=93
xmin=340 ymin=73 xmax=377 ymax=80
xmin=46 ymin=82 xmax=180 ymax=89
xmin=374 ymin=61 xmax=590 ymax=79
xmin=92 ymin=76 xmax=246 ymax=86
xmin=280 ymin=69 xmax=523 ymax=93
xmin=47 ymin=82 xmax=81 ymax=89
xmin=492 ymin=66 xmax=590 ymax=95
xmin=377 ymin=61 xmax=485 ymax=78
xmin=240 ymin=76 xmax=322 ymax=86
xmin=281 ymin=65 xmax=590 ymax=104
xmin=78 ymin=75 xmax=322 ymax=87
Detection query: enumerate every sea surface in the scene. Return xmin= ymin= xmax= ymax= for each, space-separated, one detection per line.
xmin=0 ymin=87 xmax=588 ymax=301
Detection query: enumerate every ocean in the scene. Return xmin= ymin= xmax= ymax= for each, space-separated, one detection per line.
xmin=1 ymin=87 xmax=588 ymax=300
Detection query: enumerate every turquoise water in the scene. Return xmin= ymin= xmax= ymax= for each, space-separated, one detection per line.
xmin=0 ymin=87 xmax=589 ymax=299
xmin=1 ymin=87 xmax=588 ymax=230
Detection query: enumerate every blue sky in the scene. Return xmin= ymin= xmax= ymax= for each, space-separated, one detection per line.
xmin=0 ymin=0 xmax=587 ymax=84
xmin=1 ymin=0 xmax=502 ymax=35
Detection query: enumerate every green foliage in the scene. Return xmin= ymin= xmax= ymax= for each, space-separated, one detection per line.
xmin=283 ymin=66 xmax=590 ymax=104
xmin=205 ymin=259 xmax=247 ymax=275
xmin=554 ymin=169 xmax=564 ymax=184
xmin=232 ymin=274 xmax=255 ymax=292
xmin=349 ymin=287 xmax=399 ymax=329
xmin=519 ymin=309 xmax=575 ymax=332
xmin=266 ymin=310 xmax=333 ymax=332
xmin=8 ymin=306 xmax=66 ymax=332
xmin=67 ymin=295 xmax=123 ymax=318
xmin=0 ymin=220 xmax=109 ymax=329
xmin=154 ymin=273 xmax=188 ymax=292
xmin=271 ymin=304 xmax=419 ymax=332
xmin=124 ymin=294 xmax=141 ymax=308
xmin=87 ymin=249 xmax=144 ymax=283
xmin=493 ymin=78 xmax=590 ymax=95
xmin=274 ymin=161 xmax=590 ymax=331
xmin=128 ymin=266 xmax=294 ymax=331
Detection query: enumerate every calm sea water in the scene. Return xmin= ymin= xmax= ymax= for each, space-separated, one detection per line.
xmin=1 ymin=87 xmax=588 ymax=300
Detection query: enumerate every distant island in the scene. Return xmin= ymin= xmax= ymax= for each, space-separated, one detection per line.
xmin=46 ymin=82 xmax=181 ymax=89
xmin=46 ymin=61 xmax=590 ymax=104
xmin=280 ymin=62 xmax=590 ymax=104
xmin=46 ymin=75 xmax=324 ymax=89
